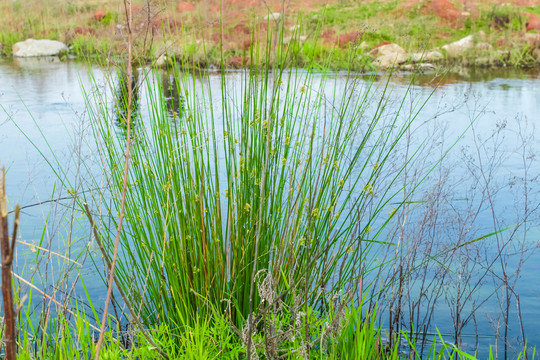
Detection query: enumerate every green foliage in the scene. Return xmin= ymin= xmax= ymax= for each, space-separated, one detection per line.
xmin=0 ymin=32 xmax=23 ymax=55
xmin=69 ymin=36 xmax=112 ymax=62
xmin=100 ymin=11 xmax=118 ymax=26
xmin=316 ymin=0 xmax=399 ymax=27
xmin=527 ymin=5 xmax=540 ymax=15
xmin=480 ymin=4 xmax=528 ymax=31
xmin=12 ymin=0 xmax=22 ymax=13
xmin=66 ymin=2 xmax=93 ymax=15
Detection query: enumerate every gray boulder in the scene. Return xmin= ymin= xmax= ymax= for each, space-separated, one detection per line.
xmin=13 ymin=39 xmax=67 ymax=57
xmin=369 ymin=43 xmax=408 ymax=69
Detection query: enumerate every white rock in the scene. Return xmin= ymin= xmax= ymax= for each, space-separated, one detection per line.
xmin=475 ymin=42 xmax=493 ymax=51
xmin=264 ymin=13 xmax=281 ymax=21
xmin=289 ymin=25 xmax=300 ymax=32
xmin=155 ymin=54 xmax=168 ymax=66
xmin=418 ymin=63 xmax=436 ymax=70
xmin=359 ymin=41 xmax=369 ymax=51
xmin=411 ymin=51 xmax=443 ymax=63
xmin=369 ymin=43 xmax=408 ymax=68
xmin=13 ymin=39 xmax=67 ymax=57
xmin=402 ymin=63 xmax=435 ymax=71
xmin=442 ymin=35 xmax=474 ymax=57
xmin=283 ymin=35 xmax=308 ymax=44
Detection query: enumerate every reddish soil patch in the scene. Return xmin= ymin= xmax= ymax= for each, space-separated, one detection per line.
xmin=242 ymin=39 xmax=252 ymax=50
xmin=132 ymin=5 xmax=143 ymax=14
xmin=321 ymin=29 xmax=336 ymax=45
xmin=150 ymin=17 xmax=182 ymax=32
xmin=177 ymin=2 xmax=196 ymax=12
xmin=75 ymin=27 xmax=96 ymax=35
xmin=526 ymin=13 xmax=540 ymax=32
xmin=422 ymin=0 xmax=463 ymax=25
xmin=510 ymin=0 xmax=540 ymax=5
xmin=226 ymin=0 xmax=258 ymax=6
xmin=93 ymin=10 xmax=106 ymax=21
xmin=233 ymin=23 xmax=250 ymax=35
xmin=229 ymin=56 xmax=250 ymax=68
xmin=337 ymin=31 xmax=360 ymax=49
xmin=374 ymin=41 xmax=391 ymax=48
xmin=211 ymin=32 xmax=234 ymax=43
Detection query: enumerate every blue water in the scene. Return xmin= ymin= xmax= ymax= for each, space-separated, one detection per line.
xmin=1 ymin=57 xmax=539 ymax=358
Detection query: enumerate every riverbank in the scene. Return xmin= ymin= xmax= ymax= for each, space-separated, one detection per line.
xmin=1 ymin=0 xmax=540 ymax=70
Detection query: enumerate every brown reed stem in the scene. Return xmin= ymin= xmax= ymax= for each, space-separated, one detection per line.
xmin=94 ymin=0 xmax=134 ymax=358
xmin=1 ymin=167 xmax=20 ymax=360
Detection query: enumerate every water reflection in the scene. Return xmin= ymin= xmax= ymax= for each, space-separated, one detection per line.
xmin=361 ymin=67 xmax=540 ymax=88
xmin=114 ymin=69 xmax=140 ymax=127
xmin=160 ymin=72 xmax=184 ymax=120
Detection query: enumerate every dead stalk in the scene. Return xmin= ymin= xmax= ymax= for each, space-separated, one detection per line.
xmin=1 ymin=167 xmax=20 ymax=360
xmin=94 ymin=0 xmax=134 ymax=358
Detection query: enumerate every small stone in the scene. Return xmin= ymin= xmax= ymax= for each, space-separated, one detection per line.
xmin=411 ymin=51 xmax=443 ymax=63
xmin=155 ymin=54 xmax=168 ymax=66
xmin=289 ymin=25 xmax=300 ymax=32
xmin=369 ymin=43 xmax=408 ymax=68
xmin=402 ymin=64 xmax=415 ymax=71
xmin=283 ymin=35 xmax=307 ymax=44
xmin=264 ymin=13 xmax=281 ymax=21
xmin=496 ymin=50 xmax=509 ymax=59
xmin=402 ymin=63 xmax=435 ymax=71
xmin=418 ymin=63 xmax=436 ymax=70
xmin=475 ymin=42 xmax=493 ymax=51
xmin=359 ymin=41 xmax=369 ymax=51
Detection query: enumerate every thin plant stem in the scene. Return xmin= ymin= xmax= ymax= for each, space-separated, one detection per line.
xmin=94 ymin=0 xmax=134 ymax=358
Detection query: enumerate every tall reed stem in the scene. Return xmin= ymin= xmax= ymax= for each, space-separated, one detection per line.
xmin=94 ymin=0 xmax=134 ymax=358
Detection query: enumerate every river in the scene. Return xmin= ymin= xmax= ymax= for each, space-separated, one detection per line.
xmin=1 ymin=57 xmax=539 ymax=358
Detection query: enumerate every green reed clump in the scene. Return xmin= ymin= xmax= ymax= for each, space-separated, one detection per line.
xmin=83 ymin=25 xmax=431 ymax=353
xmin=86 ymin=50 xmax=423 ymax=339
